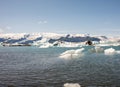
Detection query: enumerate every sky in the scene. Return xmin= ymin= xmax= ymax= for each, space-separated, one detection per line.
xmin=0 ymin=0 xmax=120 ymax=36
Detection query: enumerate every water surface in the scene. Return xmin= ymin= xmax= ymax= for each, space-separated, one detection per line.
xmin=0 ymin=46 xmax=120 ymax=87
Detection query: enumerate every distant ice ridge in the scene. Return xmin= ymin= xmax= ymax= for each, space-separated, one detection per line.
xmin=39 ymin=42 xmax=84 ymax=48
xmin=96 ymin=43 xmax=120 ymax=46
xmin=59 ymin=48 xmax=84 ymax=59
xmin=0 ymin=32 xmax=120 ymax=47
xmin=64 ymin=83 xmax=81 ymax=87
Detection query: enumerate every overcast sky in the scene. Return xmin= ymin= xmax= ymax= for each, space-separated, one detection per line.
xmin=0 ymin=0 xmax=120 ymax=36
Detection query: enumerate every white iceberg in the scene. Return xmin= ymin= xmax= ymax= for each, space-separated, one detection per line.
xmin=89 ymin=46 xmax=104 ymax=53
xmin=59 ymin=48 xmax=84 ymax=59
xmin=104 ymin=48 xmax=120 ymax=55
xmin=39 ymin=43 xmax=53 ymax=48
xmin=64 ymin=83 xmax=81 ymax=87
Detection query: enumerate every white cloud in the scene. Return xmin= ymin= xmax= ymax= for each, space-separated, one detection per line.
xmin=43 ymin=20 xmax=47 ymax=23
xmin=6 ymin=26 xmax=12 ymax=30
xmin=0 ymin=28 xmax=4 ymax=33
xmin=0 ymin=26 xmax=12 ymax=33
xmin=38 ymin=20 xmax=48 ymax=24
xmin=38 ymin=21 xmax=42 ymax=24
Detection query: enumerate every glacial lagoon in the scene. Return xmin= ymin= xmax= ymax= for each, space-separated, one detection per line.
xmin=0 ymin=46 xmax=120 ymax=87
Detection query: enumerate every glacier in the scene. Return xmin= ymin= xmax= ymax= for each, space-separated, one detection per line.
xmin=0 ymin=33 xmax=120 ymax=47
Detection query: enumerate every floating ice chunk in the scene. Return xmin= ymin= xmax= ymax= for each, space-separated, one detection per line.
xmin=95 ymin=46 xmax=104 ymax=53
xmin=64 ymin=83 xmax=81 ymax=87
xmin=60 ymin=50 xmax=75 ymax=56
xmin=59 ymin=54 xmax=73 ymax=59
xmin=75 ymin=48 xmax=85 ymax=54
xmin=39 ymin=43 xmax=53 ymax=48
xmin=89 ymin=46 xmax=104 ymax=53
xmin=116 ymin=51 xmax=120 ymax=54
xmin=104 ymin=48 xmax=120 ymax=55
xmin=104 ymin=48 xmax=116 ymax=55
xmin=39 ymin=44 xmax=50 ymax=48
xmin=59 ymin=48 xmax=84 ymax=59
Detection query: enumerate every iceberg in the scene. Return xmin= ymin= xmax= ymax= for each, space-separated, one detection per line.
xmin=104 ymin=48 xmax=120 ymax=55
xmin=64 ymin=83 xmax=81 ymax=87
xmin=39 ymin=43 xmax=53 ymax=48
xmin=89 ymin=46 xmax=104 ymax=53
xmin=59 ymin=48 xmax=84 ymax=59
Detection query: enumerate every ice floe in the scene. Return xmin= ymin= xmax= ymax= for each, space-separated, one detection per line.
xmin=89 ymin=46 xmax=104 ymax=53
xmin=104 ymin=48 xmax=120 ymax=55
xmin=59 ymin=48 xmax=84 ymax=59
xmin=64 ymin=83 xmax=81 ymax=87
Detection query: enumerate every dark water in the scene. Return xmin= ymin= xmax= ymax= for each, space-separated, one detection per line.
xmin=0 ymin=46 xmax=120 ymax=87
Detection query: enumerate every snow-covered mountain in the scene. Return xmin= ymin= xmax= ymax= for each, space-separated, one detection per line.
xmin=0 ymin=33 xmax=119 ymax=47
